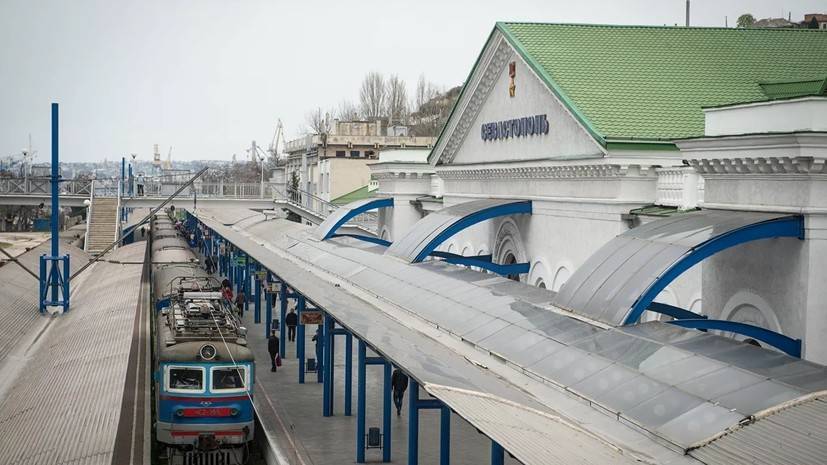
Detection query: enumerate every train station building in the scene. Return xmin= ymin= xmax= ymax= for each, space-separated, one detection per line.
xmin=371 ymin=22 xmax=827 ymax=363
xmin=1 ymin=21 xmax=827 ymax=465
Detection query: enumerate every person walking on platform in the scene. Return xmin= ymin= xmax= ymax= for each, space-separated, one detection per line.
xmin=268 ymin=331 xmax=281 ymax=372
xmin=391 ymin=368 xmax=409 ymax=416
xmin=222 ymin=281 xmax=234 ymax=305
xmin=235 ymin=289 xmax=245 ymax=318
xmin=312 ymin=325 xmax=323 ymax=373
xmin=285 ymin=308 xmax=298 ymax=342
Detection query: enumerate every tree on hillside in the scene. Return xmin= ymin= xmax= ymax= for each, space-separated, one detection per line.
xmin=305 ymin=107 xmax=331 ymax=134
xmin=415 ymin=75 xmax=440 ymax=112
xmin=336 ymin=100 xmax=360 ymax=121
xmin=736 ymin=13 xmax=755 ymax=28
xmin=385 ymin=74 xmax=409 ymax=125
xmin=359 ymin=72 xmax=386 ymax=119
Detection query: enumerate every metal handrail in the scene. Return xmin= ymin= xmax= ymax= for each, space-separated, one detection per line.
xmin=276 ymin=187 xmax=378 ymax=232
xmin=84 ymin=180 xmax=95 ymax=252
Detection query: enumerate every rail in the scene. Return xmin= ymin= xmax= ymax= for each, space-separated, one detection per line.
xmin=84 ymin=181 xmax=95 ymax=252
xmin=0 ymin=176 xmax=279 ymax=200
xmin=0 ymin=177 xmax=93 ymax=196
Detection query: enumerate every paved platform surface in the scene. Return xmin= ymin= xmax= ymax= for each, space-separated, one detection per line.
xmin=237 ymin=289 xmax=521 ymax=465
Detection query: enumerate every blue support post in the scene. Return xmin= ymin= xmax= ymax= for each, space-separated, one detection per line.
xmin=440 ymin=407 xmax=451 ymax=465
xmin=383 ymin=362 xmax=392 ymax=462
xmin=356 ymin=339 xmax=366 ymax=463
xmin=279 ymin=281 xmax=287 ymax=357
xmin=317 ymin=320 xmax=324 ymax=384
xmin=244 ymin=258 xmax=251 ymax=313
xmin=323 ymin=313 xmax=334 ymax=416
xmin=297 ymin=295 xmax=306 ymax=384
xmin=120 ymin=157 xmax=126 ymax=222
xmin=344 ymin=332 xmax=352 ymax=416
xmin=254 ymin=265 xmax=262 ymax=324
xmin=128 ymin=162 xmax=133 ymax=196
xmin=265 ymin=272 xmax=273 ymax=339
xmin=408 ymin=379 xmax=420 ymax=465
xmin=491 ymin=441 xmax=504 ymax=465
xmin=39 ymin=103 xmax=69 ymax=312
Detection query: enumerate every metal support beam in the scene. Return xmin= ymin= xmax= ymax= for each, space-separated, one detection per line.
xmin=491 ymin=441 xmax=504 ymax=465
xmin=356 ymin=339 xmax=366 ymax=463
xmin=279 ymin=281 xmax=287 ymax=357
xmin=440 ymin=407 xmax=451 ymax=465
xmin=254 ymin=264 xmax=262 ymax=324
xmin=244 ymin=258 xmax=251 ymax=313
xmin=383 ymin=362 xmax=392 ymax=462
xmin=408 ymin=379 xmax=420 ymax=465
xmin=345 ymin=332 xmax=352 ymax=416
xmin=323 ymin=313 xmax=334 ymax=417
xmin=297 ymin=295 xmax=306 ymax=384
xmin=264 ymin=271 xmax=273 ymax=338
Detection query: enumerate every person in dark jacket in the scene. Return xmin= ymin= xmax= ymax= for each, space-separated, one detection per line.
xmin=391 ymin=368 xmax=409 ymax=416
xmin=235 ymin=290 xmax=245 ymax=317
xmin=312 ymin=325 xmax=323 ymax=374
xmin=268 ymin=331 xmax=280 ymax=372
xmin=285 ymin=308 xmax=298 ymax=342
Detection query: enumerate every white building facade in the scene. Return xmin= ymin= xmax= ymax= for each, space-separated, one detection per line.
xmin=371 ymin=23 xmax=827 ymax=362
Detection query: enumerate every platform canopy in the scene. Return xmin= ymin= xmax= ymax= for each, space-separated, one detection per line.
xmin=553 ymin=210 xmax=803 ymax=326
xmin=385 ymin=198 xmax=532 ymax=263
xmin=314 ymin=197 xmax=393 ymax=241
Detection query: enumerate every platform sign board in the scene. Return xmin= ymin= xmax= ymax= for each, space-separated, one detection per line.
xmin=300 ymin=311 xmax=323 ymax=325
xmin=234 ymin=256 xmax=247 ymax=266
xmin=255 ymin=271 xmax=267 ymax=281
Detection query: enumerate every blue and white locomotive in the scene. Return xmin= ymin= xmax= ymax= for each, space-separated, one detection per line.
xmin=152 ymin=213 xmax=255 ymax=464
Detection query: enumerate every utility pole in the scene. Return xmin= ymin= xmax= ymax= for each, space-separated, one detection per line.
xmin=685 ymin=0 xmax=690 ymax=27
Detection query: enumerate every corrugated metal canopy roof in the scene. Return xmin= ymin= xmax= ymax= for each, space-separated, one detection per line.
xmin=553 ymin=210 xmax=799 ymax=325
xmin=385 ymin=198 xmax=531 ymax=263
xmin=193 ymin=209 xmax=827 ymax=463
xmin=0 ymin=243 xmax=146 ymax=465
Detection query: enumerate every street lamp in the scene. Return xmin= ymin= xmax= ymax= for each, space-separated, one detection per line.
xmin=258 ymin=154 xmax=265 ymax=199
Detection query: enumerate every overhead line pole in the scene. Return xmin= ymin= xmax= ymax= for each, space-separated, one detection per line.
xmin=70 ymin=167 xmax=208 ymax=280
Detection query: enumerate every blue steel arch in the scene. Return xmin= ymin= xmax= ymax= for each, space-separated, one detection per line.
xmin=316 ymin=197 xmax=394 ymax=241
xmin=624 ymin=215 xmax=803 ymax=325
xmin=668 ymin=319 xmax=802 ymax=358
xmin=412 ymin=200 xmax=532 ymax=263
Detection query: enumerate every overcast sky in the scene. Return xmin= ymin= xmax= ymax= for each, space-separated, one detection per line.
xmin=1 ymin=0 xmax=824 ymax=163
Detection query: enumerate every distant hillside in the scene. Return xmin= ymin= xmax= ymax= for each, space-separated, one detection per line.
xmin=409 ymin=85 xmax=462 ymax=137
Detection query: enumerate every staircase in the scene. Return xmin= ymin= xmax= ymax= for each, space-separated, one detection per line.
xmin=85 ymin=197 xmax=119 ymax=255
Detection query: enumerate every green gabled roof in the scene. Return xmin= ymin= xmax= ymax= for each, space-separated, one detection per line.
xmin=331 ymin=185 xmax=370 ymax=206
xmin=496 ymin=23 xmax=827 ymax=145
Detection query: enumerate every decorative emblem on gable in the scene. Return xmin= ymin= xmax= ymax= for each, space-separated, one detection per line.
xmin=508 ymin=62 xmax=516 ymax=97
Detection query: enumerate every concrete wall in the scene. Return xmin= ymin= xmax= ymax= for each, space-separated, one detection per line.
xmin=705 ymin=97 xmax=827 ymax=136
xmin=693 ymin=155 xmax=827 ymax=363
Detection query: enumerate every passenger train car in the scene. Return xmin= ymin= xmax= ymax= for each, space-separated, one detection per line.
xmin=151 ymin=213 xmax=255 ymax=465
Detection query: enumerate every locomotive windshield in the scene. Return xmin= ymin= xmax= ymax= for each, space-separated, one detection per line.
xmin=212 ymin=366 xmax=247 ymax=391
xmin=167 ymin=367 xmax=204 ymax=392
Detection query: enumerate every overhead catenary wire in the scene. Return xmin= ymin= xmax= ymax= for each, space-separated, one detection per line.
xmin=0 ymin=246 xmax=40 ymax=280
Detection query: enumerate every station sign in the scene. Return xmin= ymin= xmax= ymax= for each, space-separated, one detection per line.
xmin=481 ymin=114 xmax=549 ymax=141
xmin=234 ymin=256 xmax=247 ymax=266
xmin=255 ymin=271 xmax=267 ymax=280
xmin=300 ymin=311 xmax=323 ymax=325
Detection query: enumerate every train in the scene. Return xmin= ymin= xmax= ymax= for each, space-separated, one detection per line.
xmin=151 ymin=212 xmax=255 ymax=465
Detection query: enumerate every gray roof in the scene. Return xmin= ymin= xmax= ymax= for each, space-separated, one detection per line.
xmin=0 ymin=242 xmax=88 ymax=367
xmin=385 ymin=198 xmax=531 ymax=262
xmin=194 ymin=208 xmax=827 ymax=464
xmin=689 ymin=394 xmax=827 ymax=465
xmin=0 ymin=242 xmax=146 ymax=465
xmin=553 ymin=210 xmax=795 ymax=325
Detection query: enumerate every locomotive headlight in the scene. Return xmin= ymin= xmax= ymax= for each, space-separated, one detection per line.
xmin=199 ymin=344 xmax=217 ymax=360
xmin=230 ymin=408 xmax=239 ymax=416
xmin=176 ymin=409 xmax=184 ymax=417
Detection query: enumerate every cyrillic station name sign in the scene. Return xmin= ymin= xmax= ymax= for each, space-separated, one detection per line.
xmin=481 ymin=114 xmax=549 ymax=141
